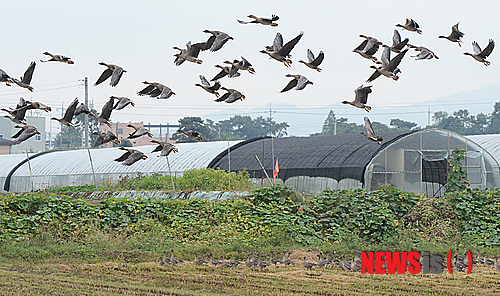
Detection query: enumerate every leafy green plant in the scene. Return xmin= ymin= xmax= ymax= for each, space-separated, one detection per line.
xmin=446 ymin=149 xmax=470 ymax=192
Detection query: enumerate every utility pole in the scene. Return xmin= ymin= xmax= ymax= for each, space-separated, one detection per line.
xmin=60 ymin=102 xmax=64 ymax=147
xmin=84 ymin=77 xmax=89 ymax=148
xmin=266 ymin=104 xmax=276 ymax=121
xmin=334 ymin=118 xmax=337 ymax=135
xmin=427 ymin=106 xmax=431 ymax=127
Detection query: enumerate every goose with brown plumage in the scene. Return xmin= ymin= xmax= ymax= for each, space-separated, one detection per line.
xmin=439 ymin=23 xmax=464 ymax=47
xmin=92 ymin=131 xmax=120 ymax=147
xmin=74 ymin=103 xmax=94 ymax=118
xmin=0 ymin=69 xmax=13 ymax=86
xmin=51 ymin=97 xmax=78 ymax=131
xmin=409 ymin=44 xmax=439 ymax=60
xmin=40 ymin=52 xmax=74 ymax=64
xmin=353 ymin=35 xmax=382 ymax=63
xmin=238 ymin=15 xmax=279 ymax=26
xmin=390 ymin=30 xmax=409 ymax=53
xmin=361 ymin=117 xmax=383 ymax=145
xmin=211 ymin=64 xmax=240 ymax=81
xmin=127 ymin=124 xmax=153 ymax=139
xmin=151 ymin=140 xmax=178 ymax=157
xmin=464 ymin=39 xmax=495 ymax=66
xmin=299 ymin=49 xmax=324 ymax=72
xmin=342 ymin=85 xmax=372 ymax=112
xmin=177 ymin=129 xmax=203 ymax=141
xmin=215 ymin=87 xmax=245 ymax=103
xmin=94 ymin=62 xmax=125 ymax=87
xmin=12 ymin=125 xmax=40 ymax=144
xmin=111 ymin=96 xmax=135 ymax=110
xmin=224 ymin=56 xmax=255 ymax=75
xmin=366 ymin=46 xmax=407 ymax=82
xmin=114 ymin=147 xmax=147 ymax=166
xmin=203 ymin=30 xmax=233 ymax=52
xmin=260 ymin=32 xmax=303 ymax=67
xmin=195 ymin=75 xmax=221 ymax=98
xmin=396 ymin=18 xmax=422 ymax=34
xmin=92 ymin=97 xmax=114 ymax=128
xmin=280 ymin=74 xmax=313 ymax=93
xmin=11 ymin=61 xmax=36 ymax=92
xmin=137 ymin=81 xmax=175 ymax=99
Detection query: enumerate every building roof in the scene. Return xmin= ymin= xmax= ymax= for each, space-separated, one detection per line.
xmin=466 ymin=134 xmax=500 ymax=164
xmin=208 ymin=131 xmax=413 ymax=182
xmin=0 ymin=138 xmax=15 ymax=145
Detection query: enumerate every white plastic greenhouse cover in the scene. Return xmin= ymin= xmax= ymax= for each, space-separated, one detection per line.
xmin=466 ymin=134 xmax=500 ymax=165
xmin=0 ymin=141 xmax=241 ymax=192
xmin=6 ymin=141 xmax=242 ymax=177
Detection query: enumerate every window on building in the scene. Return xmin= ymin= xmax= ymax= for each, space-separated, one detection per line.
xmin=0 ymin=134 xmax=3 ymax=139
xmin=116 ymin=128 xmax=123 ymax=134
xmin=34 ymin=134 xmax=42 ymax=141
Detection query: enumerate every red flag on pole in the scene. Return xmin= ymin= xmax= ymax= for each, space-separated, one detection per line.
xmin=273 ymin=159 xmax=279 ymax=184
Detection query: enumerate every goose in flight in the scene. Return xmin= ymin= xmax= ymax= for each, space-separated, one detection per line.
xmin=1 ymin=97 xmax=29 ymax=123
xmin=396 ymin=18 xmax=422 ymax=34
xmin=127 ymin=124 xmax=153 ymax=139
xmin=409 ymin=45 xmax=439 ymax=60
xmin=203 ymin=30 xmax=233 ymax=52
xmin=224 ymin=56 xmax=255 ymax=74
xmin=353 ymin=35 xmax=382 ymax=63
xmin=390 ymin=30 xmax=409 ymax=53
xmin=51 ymin=97 xmax=79 ymax=131
xmin=151 ymin=140 xmax=178 ymax=157
xmin=299 ymin=49 xmax=324 ymax=72
xmin=237 ymin=15 xmax=279 ymax=26
xmin=111 ymin=96 xmax=135 ymax=110
xmin=137 ymin=81 xmax=175 ymax=99
xmin=11 ymin=61 xmax=36 ymax=92
xmin=439 ymin=23 xmax=464 ymax=47
xmin=464 ymin=39 xmax=494 ymax=66
xmin=94 ymin=62 xmax=126 ymax=87
xmin=215 ymin=87 xmax=245 ymax=103
xmin=40 ymin=52 xmax=74 ymax=64
xmin=360 ymin=117 xmax=383 ymax=144
xmin=173 ymin=41 xmax=203 ymax=65
xmin=2 ymin=105 xmax=28 ymax=124
xmin=173 ymin=36 xmax=214 ymax=66
xmin=0 ymin=69 xmax=13 ymax=86
xmin=74 ymin=103 xmax=94 ymax=118
xmin=342 ymin=85 xmax=372 ymax=112
xmin=280 ymin=74 xmax=313 ymax=93
xmin=260 ymin=32 xmax=303 ymax=67
xmin=195 ymin=75 xmax=221 ymax=98
xmin=114 ymin=147 xmax=147 ymax=166
xmin=92 ymin=131 xmax=120 ymax=147
xmin=92 ymin=97 xmax=114 ymax=128
xmin=213 ymin=64 xmax=241 ymax=80
xmin=23 ymin=100 xmax=52 ymax=112
xmin=12 ymin=125 xmax=40 ymax=144
xmin=366 ymin=46 xmax=407 ymax=82
xmin=177 ymin=129 xmax=203 ymax=141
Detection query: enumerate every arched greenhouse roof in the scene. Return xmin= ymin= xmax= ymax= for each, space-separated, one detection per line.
xmin=466 ymin=134 xmax=500 ymax=165
xmin=208 ymin=131 xmax=414 ymax=183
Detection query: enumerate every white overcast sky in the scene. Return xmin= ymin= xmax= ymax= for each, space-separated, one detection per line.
xmin=1 ymin=0 xmax=499 ymax=137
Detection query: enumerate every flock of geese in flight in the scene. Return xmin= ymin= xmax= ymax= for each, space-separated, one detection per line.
xmin=0 ymin=15 xmax=496 ymax=164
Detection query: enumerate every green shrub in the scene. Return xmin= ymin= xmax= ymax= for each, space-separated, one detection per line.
xmin=446 ymin=188 xmax=500 ymax=246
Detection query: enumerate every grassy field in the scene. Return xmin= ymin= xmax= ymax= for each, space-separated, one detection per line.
xmin=1 ymin=253 xmax=500 ymax=296
xmin=1 ymin=183 xmax=500 ymax=295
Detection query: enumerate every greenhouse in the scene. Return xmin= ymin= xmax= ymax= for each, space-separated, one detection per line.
xmin=1 ymin=129 xmax=499 ymax=196
xmin=209 ymin=129 xmax=500 ymax=196
xmin=0 ymin=141 xmax=241 ymax=193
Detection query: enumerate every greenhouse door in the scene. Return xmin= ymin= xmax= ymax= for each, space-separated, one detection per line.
xmin=422 ymin=158 xmax=447 ymax=197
